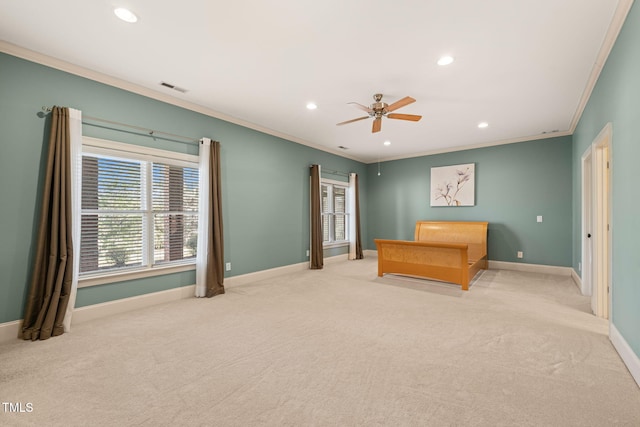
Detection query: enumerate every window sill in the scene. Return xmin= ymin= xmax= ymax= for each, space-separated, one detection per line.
xmin=78 ymin=263 xmax=196 ymax=288
xmin=323 ymin=241 xmax=349 ymax=249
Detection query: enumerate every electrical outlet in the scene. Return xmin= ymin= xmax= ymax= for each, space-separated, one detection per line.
xmin=306 ymin=250 xmax=310 ymax=257
xmin=225 ymin=262 xmax=231 ymax=271
xmin=537 ymin=215 xmax=543 ymax=223
xmin=578 ymin=262 xmax=582 ymax=272
xmin=517 ymin=251 xmax=523 ymax=259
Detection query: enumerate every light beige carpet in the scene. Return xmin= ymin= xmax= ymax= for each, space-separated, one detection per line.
xmin=1 ymin=257 xmax=639 ymax=426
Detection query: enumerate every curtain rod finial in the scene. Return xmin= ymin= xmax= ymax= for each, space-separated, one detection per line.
xmin=38 ymin=106 xmax=52 ymax=118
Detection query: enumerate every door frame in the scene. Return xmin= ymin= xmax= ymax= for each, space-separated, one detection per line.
xmin=580 ymin=148 xmax=593 ymax=297
xmin=582 ymin=123 xmax=612 ymax=319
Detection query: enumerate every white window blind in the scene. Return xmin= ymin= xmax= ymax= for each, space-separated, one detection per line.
xmin=79 ymin=149 xmax=199 ymax=276
xmin=321 ymin=181 xmax=348 ymax=245
xmin=333 ymin=186 xmax=346 ymax=241
xmin=152 ymin=163 xmax=199 ymax=265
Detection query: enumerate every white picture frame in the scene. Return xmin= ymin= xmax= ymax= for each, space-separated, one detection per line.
xmin=430 ymin=163 xmax=475 ymax=206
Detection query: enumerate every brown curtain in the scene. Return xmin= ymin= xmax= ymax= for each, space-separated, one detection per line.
xmin=205 ymin=140 xmax=225 ymax=297
xmin=310 ymin=165 xmax=323 ymax=269
xmin=353 ymin=173 xmax=364 ymax=260
xmin=22 ymin=107 xmax=73 ymax=340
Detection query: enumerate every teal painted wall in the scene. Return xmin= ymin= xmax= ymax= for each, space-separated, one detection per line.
xmin=5 ymin=4 xmax=639 ymax=366
xmin=0 ymin=52 xmax=367 ymax=322
xmin=367 ymin=136 xmax=573 ymax=266
xmin=74 ymin=272 xmax=196 ymax=308
xmin=572 ymin=3 xmax=640 ymax=356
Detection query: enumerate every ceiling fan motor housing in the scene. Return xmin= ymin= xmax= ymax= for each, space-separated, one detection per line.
xmin=335 ymin=93 xmax=421 ymax=132
xmin=371 ymin=94 xmax=388 ymax=116
xmin=372 ymin=102 xmax=388 ymax=115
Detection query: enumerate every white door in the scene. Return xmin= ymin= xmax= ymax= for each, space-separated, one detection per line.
xmin=590 ymin=124 xmax=612 ymax=319
xmin=581 ymin=149 xmax=593 ymax=299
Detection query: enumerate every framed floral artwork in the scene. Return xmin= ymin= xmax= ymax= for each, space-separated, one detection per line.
xmin=430 ymin=163 xmax=475 ymax=206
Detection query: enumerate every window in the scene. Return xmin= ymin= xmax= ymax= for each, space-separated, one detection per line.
xmin=321 ymin=180 xmax=349 ymax=246
xmin=79 ymin=138 xmax=199 ymax=278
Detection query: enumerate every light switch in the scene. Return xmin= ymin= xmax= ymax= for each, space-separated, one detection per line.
xmin=537 ymin=215 xmax=543 ymax=223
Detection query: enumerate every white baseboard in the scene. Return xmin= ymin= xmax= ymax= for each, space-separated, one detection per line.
xmin=571 ymin=268 xmax=583 ymax=291
xmin=0 ymin=320 xmax=22 ymax=344
xmin=610 ymin=323 xmax=640 ymax=389
xmin=225 ymin=262 xmax=308 ymax=288
xmin=225 ymin=253 xmax=347 ymax=288
xmin=73 ymin=254 xmax=352 ymax=324
xmin=488 ymin=260 xmax=572 ymax=276
xmin=70 ymin=285 xmax=196 ymax=326
xmin=3 ymin=254 xmax=574 ymax=345
xmin=72 ymin=254 xmax=353 ymax=321
xmin=363 ymin=251 xmax=571 ymax=276
xmin=1 ymin=255 xmax=357 ymax=345
xmin=0 ymin=287 xmax=196 ymax=345
xmin=5 ymin=256 xmax=640 ymax=391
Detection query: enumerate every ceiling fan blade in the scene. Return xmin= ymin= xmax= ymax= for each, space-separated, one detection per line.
xmin=336 ymin=116 xmax=369 ymax=126
xmin=348 ymin=102 xmax=374 ymax=114
xmin=372 ymin=117 xmax=382 ymax=133
xmin=386 ymin=96 xmax=416 ymax=112
xmin=387 ymin=113 xmax=422 ymax=122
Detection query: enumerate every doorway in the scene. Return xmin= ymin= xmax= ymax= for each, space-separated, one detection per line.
xmin=581 ymin=123 xmax=612 ymax=319
xmin=581 ymin=150 xmax=593 ymax=297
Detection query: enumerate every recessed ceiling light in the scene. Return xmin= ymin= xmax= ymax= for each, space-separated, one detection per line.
xmin=306 ymin=102 xmax=317 ymax=110
xmin=437 ymin=56 xmax=454 ymax=66
xmin=478 ymin=122 xmax=489 ymax=128
xmin=383 ymin=141 xmax=391 ymax=146
xmin=114 ymin=7 xmax=138 ymax=23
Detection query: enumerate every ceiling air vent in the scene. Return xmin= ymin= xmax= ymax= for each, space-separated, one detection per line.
xmin=160 ymin=81 xmax=188 ymax=93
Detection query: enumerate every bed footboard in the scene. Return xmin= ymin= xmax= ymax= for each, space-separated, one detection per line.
xmin=374 ymin=239 xmax=472 ymax=289
xmin=374 ymin=221 xmax=488 ymax=290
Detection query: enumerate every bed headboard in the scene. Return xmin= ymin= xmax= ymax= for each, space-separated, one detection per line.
xmin=414 ymin=221 xmax=488 ymax=261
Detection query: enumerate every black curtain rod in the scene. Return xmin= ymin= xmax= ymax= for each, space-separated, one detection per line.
xmin=41 ymin=106 xmax=200 ymax=145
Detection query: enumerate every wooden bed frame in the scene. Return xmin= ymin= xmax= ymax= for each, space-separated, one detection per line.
xmin=374 ymin=221 xmax=488 ymax=290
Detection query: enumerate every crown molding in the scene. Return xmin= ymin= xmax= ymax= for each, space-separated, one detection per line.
xmin=371 ymin=130 xmax=573 ymax=164
xmin=568 ymin=0 xmax=634 ymax=133
xmin=2 ymin=0 xmax=633 ymax=168
xmin=0 ymin=40 xmax=363 ymax=163
xmin=369 ymin=0 xmax=633 ymax=165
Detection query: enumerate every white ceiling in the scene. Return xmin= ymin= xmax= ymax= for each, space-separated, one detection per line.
xmin=0 ymin=0 xmax=630 ymax=163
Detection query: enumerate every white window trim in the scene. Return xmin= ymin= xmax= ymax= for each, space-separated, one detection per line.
xmin=321 ymin=178 xmax=350 ymax=248
xmin=324 ymin=241 xmax=350 ymax=249
xmin=83 ymin=136 xmax=198 ymax=164
xmin=78 ymin=136 xmax=199 ymax=288
xmin=78 ymin=263 xmax=195 ymax=288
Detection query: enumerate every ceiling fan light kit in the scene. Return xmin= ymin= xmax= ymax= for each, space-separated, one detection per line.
xmin=336 ymin=93 xmax=422 ymax=133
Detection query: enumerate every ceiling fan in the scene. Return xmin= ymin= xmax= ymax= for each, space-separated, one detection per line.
xmin=336 ymin=93 xmax=422 ymax=133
